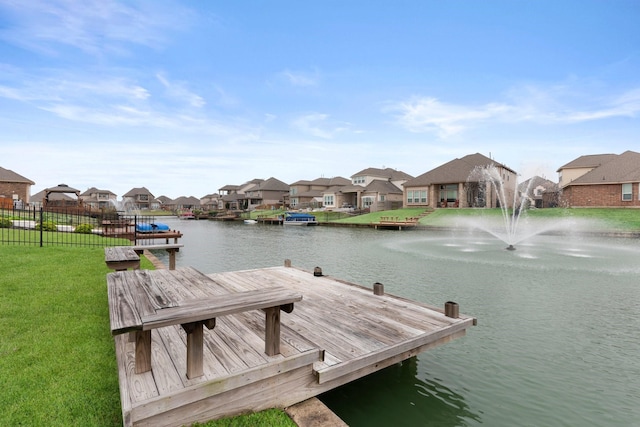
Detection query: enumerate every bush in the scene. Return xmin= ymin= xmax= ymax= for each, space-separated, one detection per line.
xmin=36 ymin=221 xmax=57 ymax=231
xmin=75 ymin=223 xmax=93 ymax=234
xmin=0 ymin=218 xmax=11 ymax=228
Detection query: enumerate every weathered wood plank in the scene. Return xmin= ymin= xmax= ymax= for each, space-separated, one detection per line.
xmin=315 ymin=319 xmax=474 ymax=384
xmin=105 ymin=247 xmax=140 ymax=271
xmin=130 ymin=351 xmax=323 ymax=426
xmin=140 ymin=287 xmax=301 ymax=330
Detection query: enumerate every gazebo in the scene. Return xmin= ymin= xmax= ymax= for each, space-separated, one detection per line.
xmin=43 ymin=183 xmax=84 ymax=211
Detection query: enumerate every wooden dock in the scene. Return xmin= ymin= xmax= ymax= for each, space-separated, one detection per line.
xmin=109 ymin=262 xmax=475 ymax=426
xmin=371 ymin=216 xmax=421 ymax=230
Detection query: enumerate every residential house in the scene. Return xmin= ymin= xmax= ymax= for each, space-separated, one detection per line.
xmin=156 ymin=195 xmax=173 ymax=211
xmin=172 ymin=196 xmax=201 ymax=211
xmin=218 ymin=184 xmax=243 ymax=210
xmin=518 ymin=176 xmax=559 ymax=208
xmin=557 ymin=153 xmax=617 ymax=188
xmin=0 ymin=166 xmax=35 ymax=208
xmin=218 ymin=179 xmax=264 ymax=210
xmin=403 ymin=153 xmax=517 ymax=208
xmin=288 ymin=177 xmax=350 ymax=209
xmin=122 ymin=187 xmax=155 ymax=210
xmin=244 ymin=177 xmax=289 ymax=209
xmin=558 ymin=150 xmax=640 ymax=207
xmin=323 ymin=167 xmax=413 ymax=212
xmin=200 ymin=193 xmax=220 ymax=211
xmin=80 ymin=187 xmax=117 ymax=210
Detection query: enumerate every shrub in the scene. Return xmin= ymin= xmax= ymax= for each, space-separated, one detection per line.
xmin=36 ymin=221 xmax=57 ymax=231
xmin=75 ymin=223 xmax=93 ymax=234
xmin=0 ymin=218 xmax=11 ymax=228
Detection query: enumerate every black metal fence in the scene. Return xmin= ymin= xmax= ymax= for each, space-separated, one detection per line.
xmin=0 ymin=206 xmax=171 ymax=247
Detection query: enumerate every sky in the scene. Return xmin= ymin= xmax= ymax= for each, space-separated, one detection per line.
xmin=1 ymin=0 xmax=639 ymax=199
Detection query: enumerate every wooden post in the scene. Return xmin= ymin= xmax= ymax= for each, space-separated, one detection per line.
xmin=264 ymin=307 xmax=281 ymax=356
xmin=134 ymin=330 xmax=152 ymax=374
xmin=373 ymin=282 xmax=384 ymax=295
xmin=444 ymin=301 xmax=459 ymax=318
xmin=167 ymin=248 xmax=178 ymax=270
xmin=313 ymin=266 xmax=323 ymax=277
xmin=284 ymin=259 xmax=291 ymax=267
xmin=183 ymin=322 xmax=204 ymax=379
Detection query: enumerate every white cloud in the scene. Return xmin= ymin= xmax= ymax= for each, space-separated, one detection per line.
xmin=279 ymin=69 xmax=320 ymax=87
xmin=0 ymin=0 xmax=191 ymax=55
xmin=388 ymin=85 xmax=640 ymax=137
xmin=387 ymin=97 xmax=512 ymax=137
xmin=291 ymin=113 xmax=350 ymax=139
xmin=156 ymin=73 xmax=205 ymax=108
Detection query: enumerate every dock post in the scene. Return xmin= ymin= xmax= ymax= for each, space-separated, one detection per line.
xmin=313 ymin=266 xmax=323 ymax=277
xmin=284 ymin=259 xmax=291 ymax=267
xmin=373 ymin=282 xmax=384 ymax=295
xmin=444 ymin=301 xmax=459 ymax=318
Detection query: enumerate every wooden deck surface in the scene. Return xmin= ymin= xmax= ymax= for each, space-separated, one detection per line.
xmin=112 ymin=264 xmax=475 ymax=427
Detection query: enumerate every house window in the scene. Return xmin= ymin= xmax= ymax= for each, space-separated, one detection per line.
xmin=353 ymin=176 xmax=365 ymax=185
xmin=420 ymin=191 xmax=427 ymax=203
xmin=622 ymin=183 xmax=632 ymax=201
xmin=324 ymin=195 xmax=334 ymax=206
xmin=407 ymin=191 xmax=414 ymax=203
xmin=362 ymin=196 xmax=374 ymax=207
xmin=439 ymin=184 xmax=458 ymax=203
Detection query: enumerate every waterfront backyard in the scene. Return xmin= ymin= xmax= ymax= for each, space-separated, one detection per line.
xmin=1 ymin=208 xmax=640 ymax=426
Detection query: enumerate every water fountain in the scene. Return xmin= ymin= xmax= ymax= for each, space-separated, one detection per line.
xmin=466 ymin=165 xmax=575 ymax=251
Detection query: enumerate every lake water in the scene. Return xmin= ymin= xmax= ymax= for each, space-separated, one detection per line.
xmin=152 ymin=217 xmax=640 ymax=427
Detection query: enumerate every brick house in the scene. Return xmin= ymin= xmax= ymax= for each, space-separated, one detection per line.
xmin=403 ymin=153 xmax=517 ymax=208
xmin=0 ymin=166 xmax=35 ymax=208
xmin=122 ymin=187 xmax=155 ymax=210
xmin=558 ymin=150 xmax=640 ymax=207
xmin=243 ymin=177 xmax=290 ymax=209
xmin=321 ymin=167 xmax=412 ymax=212
xmin=80 ymin=187 xmax=117 ymax=210
xmin=288 ymin=177 xmax=350 ymax=209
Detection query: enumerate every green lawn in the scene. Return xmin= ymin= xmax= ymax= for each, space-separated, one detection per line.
xmin=0 ymin=244 xmax=295 ymax=427
xmin=329 ymin=207 xmax=640 ymax=231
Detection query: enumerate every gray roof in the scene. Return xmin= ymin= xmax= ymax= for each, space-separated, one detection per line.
xmin=567 ymin=150 xmax=640 ymax=185
xmin=0 ymin=166 xmax=35 ymax=185
xmin=518 ymin=176 xmax=559 ymax=193
xmin=81 ymin=187 xmax=116 ymax=197
xmin=123 ymin=187 xmax=154 ymax=198
xmin=45 ymin=183 xmax=81 ymax=194
xmin=557 ymin=153 xmax=617 ymax=171
xmin=245 ymin=177 xmax=289 ymax=192
xmin=365 ymin=180 xmax=403 ymax=194
xmin=351 ymin=167 xmax=413 ymax=181
xmin=404 ymin=153 xmax=515 ymax=187
xmin=173 ymin=196 xmax=201 ymax=205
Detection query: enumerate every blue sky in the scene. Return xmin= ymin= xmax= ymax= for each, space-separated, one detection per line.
xmin=1 ymin=0 xmax=639 ymax=199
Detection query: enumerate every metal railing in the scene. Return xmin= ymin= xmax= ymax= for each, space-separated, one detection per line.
xmin=0 ymin=206 xmax=165 ymax=247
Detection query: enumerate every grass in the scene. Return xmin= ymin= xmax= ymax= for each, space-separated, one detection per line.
xmin=0 ymin=244 xmax=295 ymax=427
xmin=326 ymin=206 xmax=640 ymax=231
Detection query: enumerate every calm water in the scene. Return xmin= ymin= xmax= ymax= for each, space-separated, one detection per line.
xmin=152 ymin=218 xmax=640 ymax=426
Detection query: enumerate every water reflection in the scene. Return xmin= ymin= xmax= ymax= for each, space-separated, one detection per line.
xmin=320 ymin=357 xmax=481 ymax=427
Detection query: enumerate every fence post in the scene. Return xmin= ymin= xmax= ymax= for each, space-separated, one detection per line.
xmin=39 ymin=207 xmax=44 ymax=247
